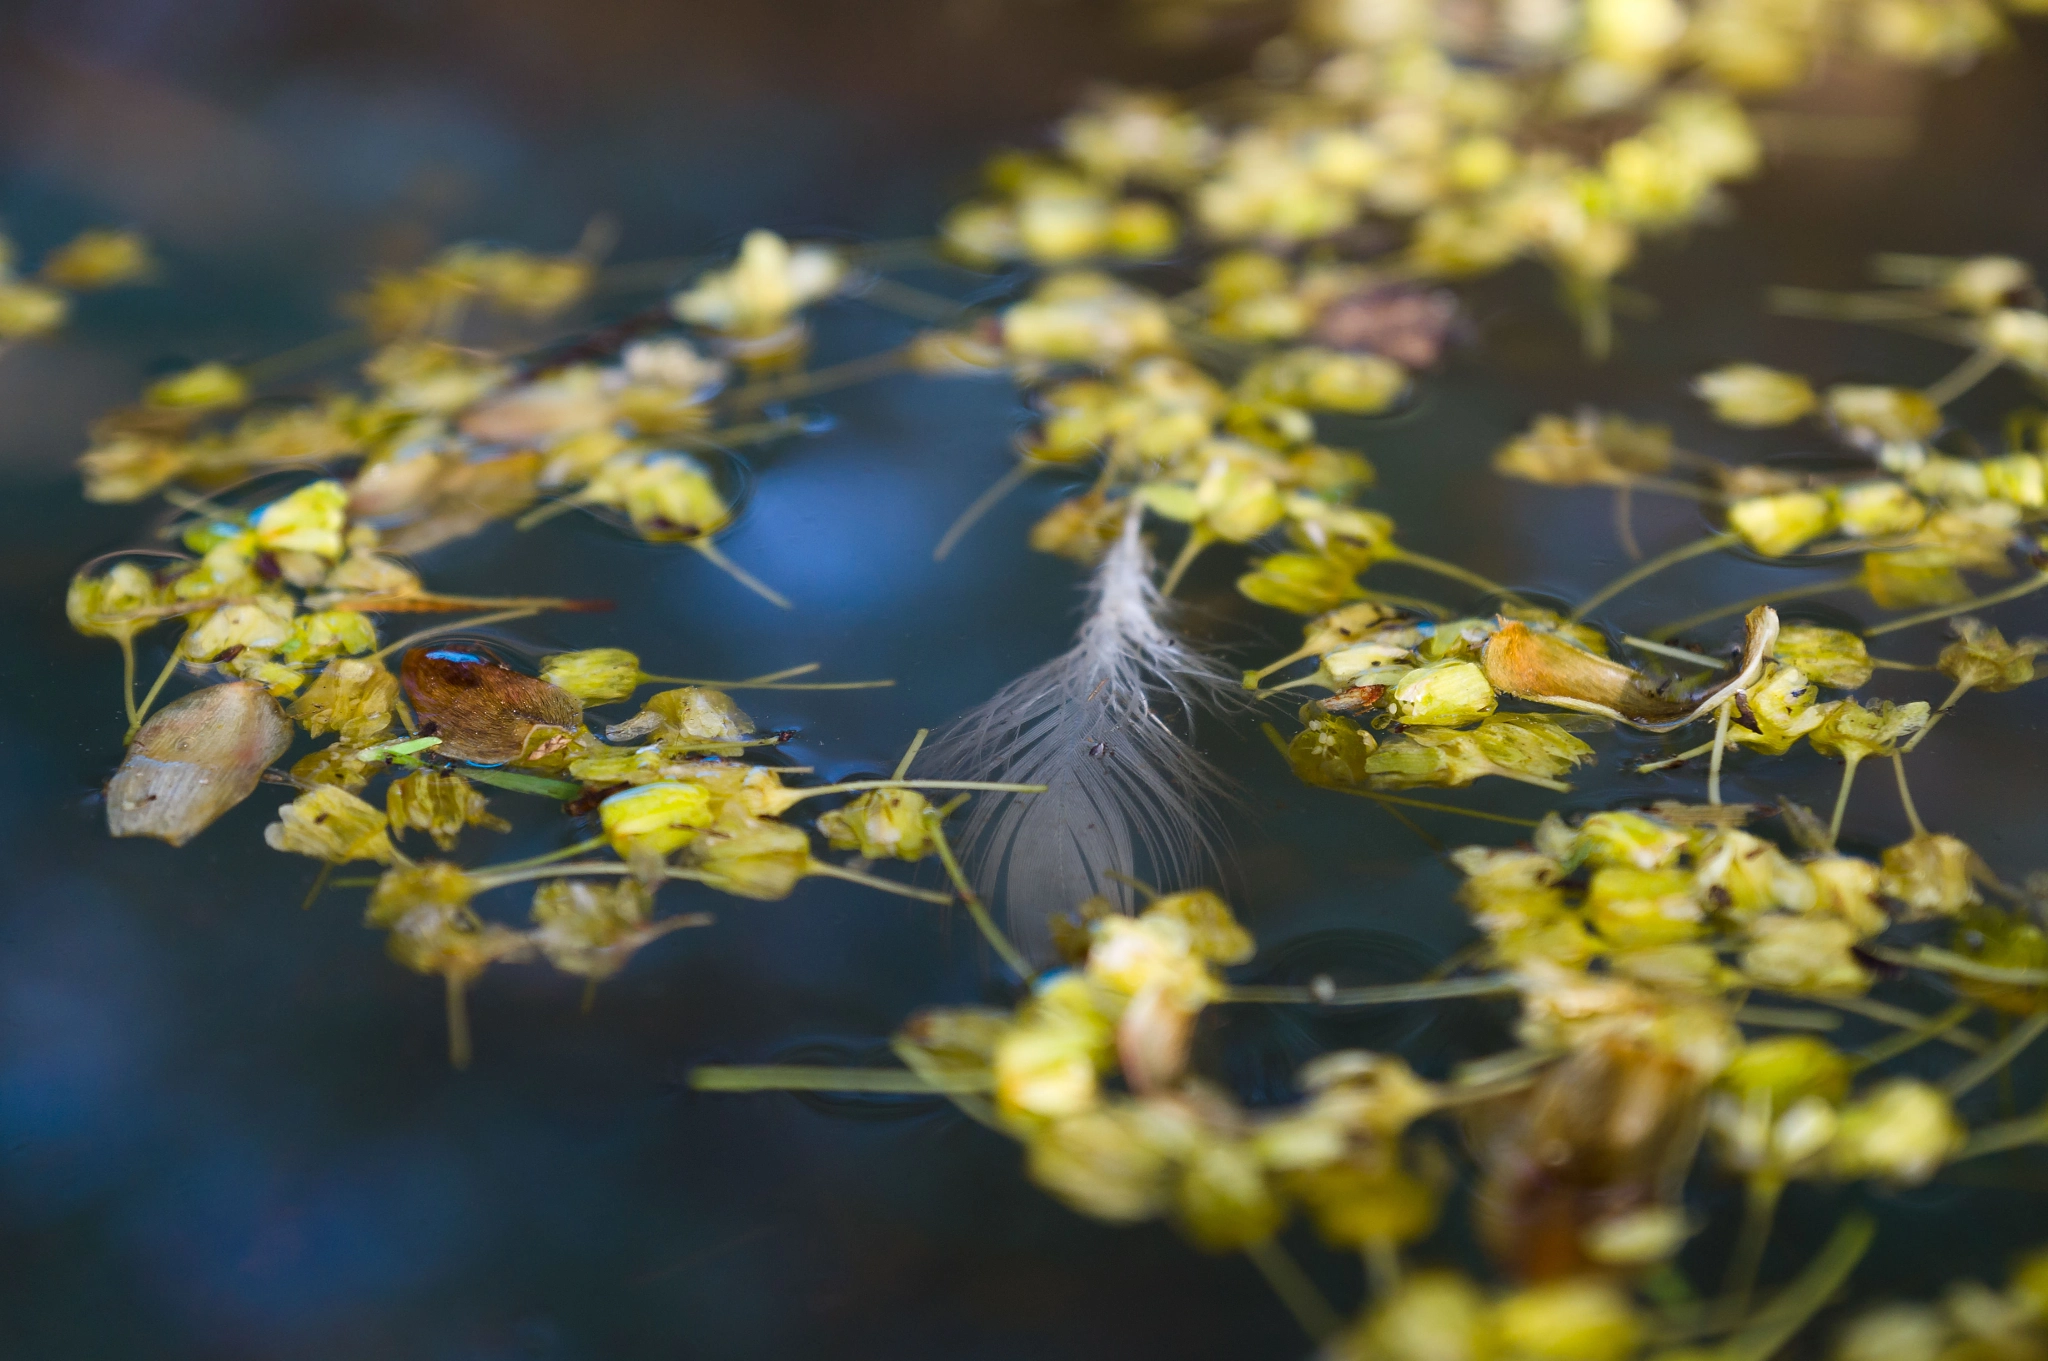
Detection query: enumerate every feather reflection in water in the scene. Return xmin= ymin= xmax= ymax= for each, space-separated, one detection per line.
xmin=928 ymin=507 xmax=1237 ymax=964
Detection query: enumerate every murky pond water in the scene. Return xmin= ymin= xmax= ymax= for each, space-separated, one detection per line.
xmin=5 ymin=4 xmax=2048 ymax=1358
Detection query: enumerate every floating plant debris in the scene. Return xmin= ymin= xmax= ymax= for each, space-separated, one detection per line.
xmin=58 ymin=0 xmax=2048 ymax=1350
xmin=106 ymin=680 xmax=291 ymax=846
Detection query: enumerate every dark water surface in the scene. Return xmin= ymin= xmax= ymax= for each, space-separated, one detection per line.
xmin=4 ymin=4 xmax=2048 ymax=1358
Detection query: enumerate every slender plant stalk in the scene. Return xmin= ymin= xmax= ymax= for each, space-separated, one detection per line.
xmin=1387 ymin=547 xmax=1515 ymax=602
xmin=116 ymin=634 xmax=138 ymax=730
xmin=1866 ymin=571 xmax=2048 ymax=637
xmin=1723 ymin=1174 xmax=1784 ymax=1318
xmin=1718 ymin=1215 xmax=1875 ymax=1361
xmin=368 ymin=607 xmax=544 ymax=663
xmin=1160 ymin=526 xmax=1215 ymax=597
xmin=893 ymin=728 xmax=929 ymax=781
xmin=1851 ymin=1001 xmax=1976 ymax=1069
xmin=724 ymin=347 xmax=906 ymax=411
xmin=1244 ymin=1238 xmax=1342 ymax=1343
xmin=299 ymin=863 xmax=335 ymax=912
xmin=1709 ymin=699 xmax=1734 ymax=806
xmin=1614 ymin=483 xmax=1640 ymax=561
xmin=1651 ymin=574 xmax=1863 ymax=641
xmin=1944 ymin=1012 xmax=2048 ymax=1099
xmin=776 ymin=778 xmax=1051 ymax=808
xmin=1955 ymin=1107 xmax=2048 ymax=1162
xmin=671 ymin=414 xmax=813 ymax=454
xmin=1865 ymin=943 xmax=2048 ymax=988
xmin=1733 ymin=1004 xmax=1841 ymax=1031
xmin=639 ymin=662 xmax=894 ymax=691
xmin=1825 ymin=753 xmax=1865 ymax=849
xmin=1901 ymin=676 xmax=1973 ymax=753
xmin=477 ymin=836 xmax=610 ymax=877
xmin=923 ymin=806 xmax=1033 ymax=980
xmin=1822 ymin=995 xmax=1988 ymax=1053
xmin=690 ymin=1065 xmax=988 ymax=1093
xmin=1892 ymin=754 xmax=1928 ymax=836
xmin=446 ymin=971 xmax=474 ymax=1070
xmin=803 ymin=861 xmax=955 ymax=905
xmin=1571 ymin=531 xmax=1737 ymax=623
xmin=127 ymin=647 xmax=183 ymax=740
xmin=935 ymin=459 xmax=1044 ymax=562
xmin=1623 ymin=634 xmax=1723 ymax=666
xmin=1924 ymin=345 xmax=2005 ymax=407
xmin=1363 ymin=1238 xmax=1403 ymax=1297
xmin=1636 ymin=737 xmax=1718 ymax=774
xmin=690 ymin=539 xmax=792 ymax=609
xmin=1222 ymin=975 xmax=1518 ymax=1005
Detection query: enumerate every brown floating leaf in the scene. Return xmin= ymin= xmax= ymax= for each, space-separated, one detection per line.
xmin=1483 ymin=625 xmax=1688 ymax=727
xmin=1483 ymin=607 xmax=1780 ymax=733
xmin=400 ymin=646 xmax=584 ymax=765
xmin=107 ymin=681 xmax=292 ymax=845
xmin=1311 ymin=283 xmax=1458 ymax=368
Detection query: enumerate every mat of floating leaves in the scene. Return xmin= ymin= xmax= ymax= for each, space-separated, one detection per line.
xmin=59 ymin=0 xmax=2048 ymax=1351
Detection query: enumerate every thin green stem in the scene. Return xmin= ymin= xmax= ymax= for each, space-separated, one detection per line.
xmin=1893 ymin=754 xmax=1928 ymax=837
xmin=1709 ymin=699 xmax=1733 ymax=806
xmin=1387 ymin=547 xmax=1516 ymax=603
xmin=1723 ymin=1174 xmax=1783 ymax=1318
xmin=1825 ymin=994 xmax=1988 ymax=1053
xmin=639 ymin=662 xmax=894 ymax=691
xmin=690 ymin=1064 xmax=988 ymax=1093
xmin=239 ymin=326 xmax=367 ymax=384
xmin=368 ymin=608 xmax=543 ymax=663
xmin=670 ymin=415 xmax=809 ymax=454
xmin=1944 ymin=1012 xmax=2048 ymax=1099
xmin=1636 ymin=738 xmax=1717 ymax=774
xmin=1363 ymin=1239 xmax=1402 ymax=1298
xmin=1246 ymin=641 xmax=1321 ymax=687
xmin=476 ymin=836 xmax=609 ymax=877
xmin=1160 ymin=526 xmax=1214 ymax=597
xmin=1733 ymin=1004 xmax=1842 ymax=1031
xmin=803 ymin=860 xmax=955 ymax=905
xmin=1357 ymin=588 xmax=1451 ymax=617
xmin=1570 ymin=532 xmax=1737 ymax=623
xmin=1864 ymin=943 xmax=2048 ymax=988
xmin=1614 ymin=483 xmax=1639 ymax=561
xmin=1719 ymin=1215 xmax=1876 ymax=1361
xmin=299 ymin=863 xmax=334 ymax=912
xmin=1651 ymin=574 xmax=1863 ymax=641
xmin=128 ymin=647 xmax=182 ymax=741
xmin=690 ymin=539 xmax=792 ymax=610
xmin=116 ymin=633 xmax=138 ymax=731
xmin=723 ymin=347 xmax=906 ymax=411
xmin=923 ymin=807 xmax=1033 ymax=980
xmin=1901 ymin=677 xmax=1972 ymax=753
xmin=777 ymin=779 xmax=1050 ymax=806
xmin=1826 ymin=753 xmax=1864 ymax=849
xmin=1924 ymin=345 xmax=2005 ymax=407
xmin=471 ymin=861 xmax=636 ymax=892
xmin=513 ymin=497 xmax=586 ymax=532
xmin=1851 ymin=1001 xmax=1976 ymax=1069
xmin=1222 ymin=975 xmax=1518 ymax=1006
xmin=854 ymin=276 xmax=969 ymax=324
xmin=1954 ymin=1108 xmax=2048 ymax=1162
xmin=893 ymin=729 xmax=929 ymax=781
xmin=1623 ymin=635 xmax=1723 ymax=666
xmin=446 ymin=971 xmax=473 ymax=1071
xmin=934 ymin=459 xmax=1043 ymax=562
xmin=1867 ymin=572 xmax=2048 ymax=637
xmin=1244 ymin=1238 xmax=1342 ymax=1343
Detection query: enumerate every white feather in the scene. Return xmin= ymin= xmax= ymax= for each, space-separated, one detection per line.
xmin=928 ymin=508 xmax=1237 ymax=963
